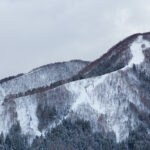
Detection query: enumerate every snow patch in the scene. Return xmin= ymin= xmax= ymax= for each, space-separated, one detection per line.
xmin=15 ymin=96 xmax=41 ymax=139
xmin=0 ymin=105 xmax=10 ymax=136
xmin=67 ymin=74 xmax=108 ymax=114
xmin=128 ymin=35 xmax=150 ymax=67
xmin=147 ymin=129 xmax=150 ymax=134
xmin=112 ymin=124 xmax=120 ymax=142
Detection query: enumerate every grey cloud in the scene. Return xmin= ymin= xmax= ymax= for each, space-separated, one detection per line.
xmin=0 ymin=0 xmax=150 ymax=78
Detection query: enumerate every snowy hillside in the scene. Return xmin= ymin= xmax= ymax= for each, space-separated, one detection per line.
xmin=0 ymin=32 xmax=150 ymax=149
xmin=0 ymin=60 xmax=89 ymax=100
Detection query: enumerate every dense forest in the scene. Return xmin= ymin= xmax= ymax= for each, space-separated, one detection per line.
xmin=0 ymin=119 xmax=150 ymax=150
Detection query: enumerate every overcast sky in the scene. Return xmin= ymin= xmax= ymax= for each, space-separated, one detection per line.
xmin=0 ymin=0 xmax=150 ymax=79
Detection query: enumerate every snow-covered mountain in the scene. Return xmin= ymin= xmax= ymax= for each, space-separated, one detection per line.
xmin=0 ymin=60 xmax=89 ymax=100
xmin=0 ymin=32 xmax=150 ymax=149
xmin=78 ymin=32 xmax=150 ymax=78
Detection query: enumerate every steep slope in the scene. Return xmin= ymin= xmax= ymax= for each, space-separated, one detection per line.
xmin=77 ymin=32 xmax=150 ymax=78
xmin=1 ymin=66 xmax=149 ymax=142
xmin=0 ymin=33 xmax=150 ymax=150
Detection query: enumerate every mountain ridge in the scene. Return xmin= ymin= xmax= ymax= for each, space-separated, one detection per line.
xmin=3 ymin=32 xmax=150 ymax=101
xmin=0 ymin=32 xmax=150 ymax=150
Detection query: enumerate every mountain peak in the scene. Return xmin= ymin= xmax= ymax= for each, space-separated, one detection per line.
xmin=77 ymin=32 xmax=150 ymax=79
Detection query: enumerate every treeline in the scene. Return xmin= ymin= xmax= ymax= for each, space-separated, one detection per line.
xmin=4 ymin=74 xmax=81 ymax=103
xmin=0 ymin=74 xmax=24 ymax=84
xmin=0 ymin=119 xmax=150 ymax=150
